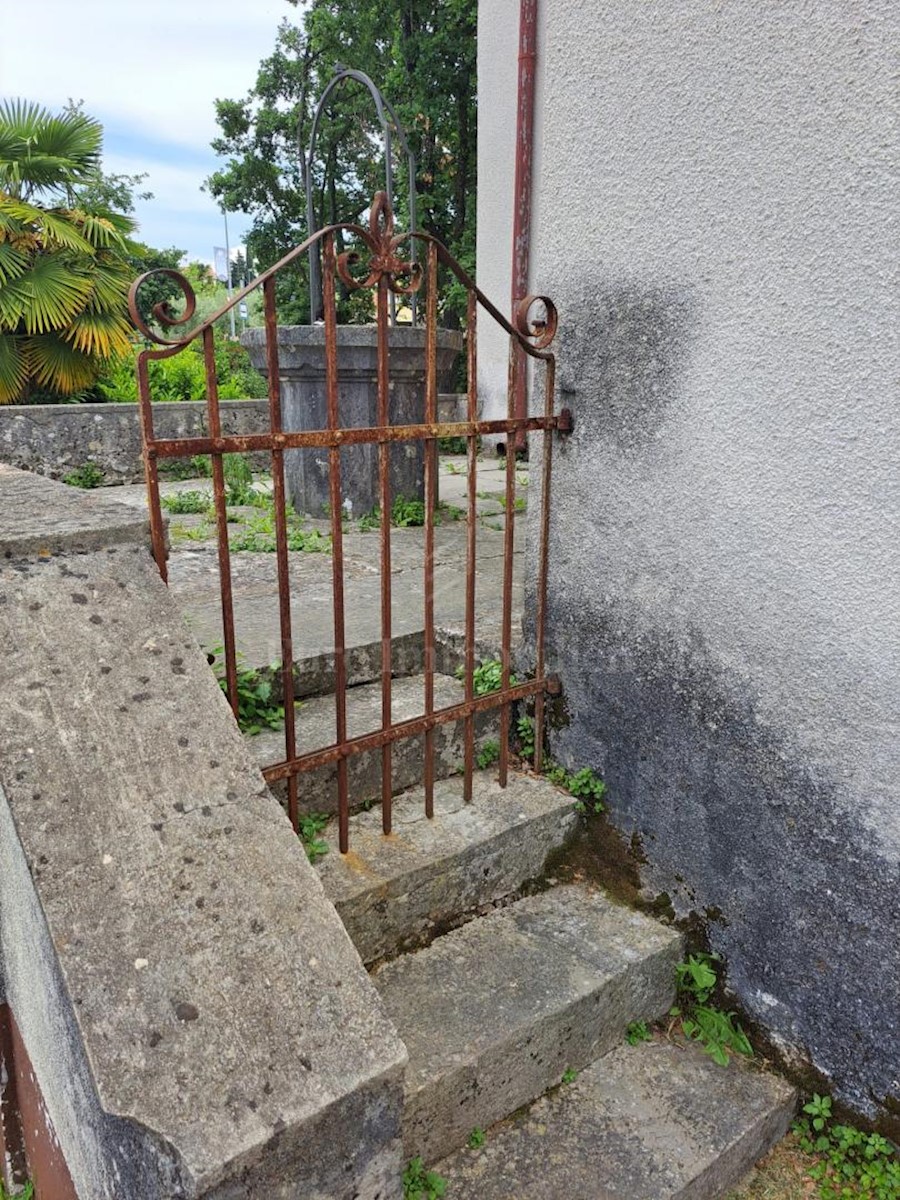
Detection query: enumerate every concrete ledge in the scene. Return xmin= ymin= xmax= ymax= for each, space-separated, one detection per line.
xmin=438 ymin=1039 xmax=796 ymax=1199
xmin=0 ymin=400 xmax=270 ymax=485
xmin=0 ymin=466 xmax=406 ymax=1198
xmin=0 ymin=464 xmax=151 ymax=557
xmin=375 ymin=884 xmax=683 ymax=1163
xmin=317 ymin=771 xmax=580 ymax=965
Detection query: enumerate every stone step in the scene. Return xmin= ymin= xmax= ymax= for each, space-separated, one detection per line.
xmin=436 ymin=1038 xmax=797 ymax=1200
xmin=373 ymin=883 xmax=684 ymax=1164
xmin=248 ymin=671 xmax=497 ymax=815
xmin=316 ymin=768 xmax=579 ymax=965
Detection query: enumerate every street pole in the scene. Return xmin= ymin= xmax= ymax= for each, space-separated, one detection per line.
xmin=223 ymin=208 xmax=236 ymax=339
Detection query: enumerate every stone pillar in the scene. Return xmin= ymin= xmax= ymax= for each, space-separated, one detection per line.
xmin=243 ymin=325 xmax=463 ymax=518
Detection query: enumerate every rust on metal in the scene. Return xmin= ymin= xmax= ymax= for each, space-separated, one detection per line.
xmin=263 ymin=276 xmax=300 ymax=831
xmin=130 ymin=191 xmax=560 ymax=855
xmin=463 ymin=289 xmax=478 ymax=804
xmin=0 ymin=1004 xmax=79 ymax=1200
xmin=321 ymin=233 xmax=351 ymax=852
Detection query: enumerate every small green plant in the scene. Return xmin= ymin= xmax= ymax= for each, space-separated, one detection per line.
xmin=542 ymin=759 xmax=606 ymax=815
xmin=191 ymin=454 xmax=212 ymax=477
xmin=392 ymin=495 xmax=426 ymax=527
xmin=158 ymin=458 xmax=199 ymax=481
xmin=476 ymin=740 xmax=500 ymax=769
xmin=455 ymin=658 xmax=518 ymax=697
xmin=161 ymin=489 xmax=213 ymax=514
xmin=0 ymin=1181 xmax=34 ymax=1200
xmin=561 ymin=1067 xmax=578 ymax=1084
xmin=403 ymin=1157 xmax=448 ymax=1200
xmin=444 ymin=460 xmax=464 ymax=475
xmin=517 ymin=714 xmax=536 ymax=760
xmin=467 ymin=1127 xmax=486 ymax=1149
xmin=170 ymin=521 xmax=212 ymax=544
xmin=63 ymin=461 xmax=104 ymax=489
xmin=625 ymin=1020 xmax=652 ymax=1046
xmin=498 ymin=494 xmax=526 ymax=513
xmin=439 ymin=502 xmax=464 ymax=522
xmin=223 ymin=453 xmax=257 ymax=505
xmin=793 ymin=1094 xmax=900 ymax=1199
xmin=670 ymin=952 xmax=752 ymax=1067
xmin=298 ymin=812 xmax=329 ymax=863
xmin=207 ymin=647 xmax=285 ymax=736
xmin=230 ymin=508 xmax=331 ymax=554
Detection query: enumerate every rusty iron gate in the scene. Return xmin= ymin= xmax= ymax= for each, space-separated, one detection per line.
xmin=131 ymin=194 xmax=570 ymax=853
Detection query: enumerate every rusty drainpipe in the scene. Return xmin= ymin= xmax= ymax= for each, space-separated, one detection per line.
xmin=510 ymin=0 xmax=538 ymax=453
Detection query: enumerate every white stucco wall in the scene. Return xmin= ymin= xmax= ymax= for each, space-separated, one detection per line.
xmin=476 ymin=0 xmax=520 ymax=442
xmin=479 ymin=0 xmax=900 ymax=1123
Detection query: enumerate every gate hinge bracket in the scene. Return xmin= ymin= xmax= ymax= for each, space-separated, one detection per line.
xmin=556 ymin=408 xmax=574 ymax=435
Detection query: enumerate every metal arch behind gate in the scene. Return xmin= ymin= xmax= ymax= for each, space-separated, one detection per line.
xmin=129 ymin=193 xmax=571 ymax=854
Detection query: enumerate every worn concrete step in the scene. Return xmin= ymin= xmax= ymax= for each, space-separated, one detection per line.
xmin=437 ymin=1039 xmax=797 ymax=1200
xmin=249 ymin=671 xmax=497 ymax=815
xmin=316 ymin=769 xmax=579 ymax=965
xmin=373 ymin=883 xmax=684 ymax=1164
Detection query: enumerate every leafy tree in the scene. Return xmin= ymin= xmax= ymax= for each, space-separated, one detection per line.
xmin=207 ymin=0 xmax=476 ymax=325
xmin=0 ymin=100 xmax=137 ymax=402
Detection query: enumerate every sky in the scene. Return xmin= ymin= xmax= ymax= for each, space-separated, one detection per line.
xmin=0 ymin=0 xmax=299 ymax=263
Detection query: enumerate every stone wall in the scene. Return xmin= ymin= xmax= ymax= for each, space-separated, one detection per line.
xmin=0 ymin=466 xmax=406 ymax=1198
xmin=481 ymin=0 xmax=900 ymax=1127
xmin=0 ymin=400 xmax=270 ymax=484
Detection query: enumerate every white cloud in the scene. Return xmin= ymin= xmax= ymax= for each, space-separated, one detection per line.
xmin=1 ymin=0 xmax=294 ymax=149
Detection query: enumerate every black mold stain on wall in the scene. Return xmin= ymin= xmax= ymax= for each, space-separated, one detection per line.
xmin=544 ymin=594 xmax=900 ymax=1130
xmin=555 ymin=281 xmax=698 ymax=453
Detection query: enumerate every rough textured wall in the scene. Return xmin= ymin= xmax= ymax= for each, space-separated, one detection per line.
xmin=518 ymin=0 xmax=899 ymax=1123
xmin=476 ymin=0 xmax=520 ymax=444
xmin=0 ymin=400 xmax=270 ymax=484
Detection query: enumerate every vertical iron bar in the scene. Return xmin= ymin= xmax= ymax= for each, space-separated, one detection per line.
xmin=463 ymin=291 xmax=478 ymax=802
xmin=137 ymin=353 xmax=169 ymax=583
xmin=377 ymin=275 xmax=394 ymax=832
xmin=322 ymin=234 xmax=351 ymax=853
xmin=499 ymin=336 xmax=521 ymax=787
xmin=262 ymin=277 xmax=300 ymax=832
xmin=423 ymin=243 xmax=438 ymax=817
xmin=533 ymin=357 xmax=555 ymax=774
xmin=202 ymin=326 xmax=239 ymax=720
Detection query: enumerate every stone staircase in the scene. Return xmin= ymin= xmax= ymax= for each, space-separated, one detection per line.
xmin=247 ymin=658 xmax=796 ymax=1199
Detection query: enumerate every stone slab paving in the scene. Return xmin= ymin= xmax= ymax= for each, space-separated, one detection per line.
xmin=437 ymin=1039 xmax=796 ymax=1200
xmin=106 ymin=455 xmax=529 ymax=667
xmin=374 ymin=883 xmax=683 ymax=1164
xmin=316 ymin=769 xmax=580 ymax=965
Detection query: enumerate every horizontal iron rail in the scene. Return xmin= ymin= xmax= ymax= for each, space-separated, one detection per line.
xmin=145 ymin=413 xmax=571 ymax=458
xmin=261 ymin=677 xmax=547 ymax=784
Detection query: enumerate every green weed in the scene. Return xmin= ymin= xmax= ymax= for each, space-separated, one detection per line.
xmin=455 ymin=659 xmax=517 ymax=697
xmin=403 ymin=1157 xmax=447 ymax=1200
xmin=161 ymin=489 xmax=212 ymax=515
xmin=793 ymin=1094 xmax=900 ymax=1199
xmin=476 ymin=740 xmax=500 ymax=770
xmin=63 ymin=461 xmax=104 ymax=489
xmin=517 ymin=714 xmax=536 ymax=760
xmin=298 ymin=812 xmax=329 ymax=864
xmin=626 ymin=1020 xmax=652 ymax=1046
xmin=207 ymin=647 xmax=285 ymax=736
xmin=561 ymin=1067 xmax=578 ymax=1084
xmin=170 ymin=521 xmax=212 ymax=543
xmin=542 ymin=760 xmax=606 ymax=814
xmin=0 ymin=1181 xmax=34 ymax=1199
xmin=670 ymin=952 xmax=752 ymax=1067
xmin=467 ymin=1127 xmax=486 ymax=1149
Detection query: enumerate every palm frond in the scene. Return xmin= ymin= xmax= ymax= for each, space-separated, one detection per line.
xmin=24 ymin=333 xmax=98 ymax=393
xmin=74 ymin=209 xmax=135 ymax=249
xmin=0 ymin=333 xmax=29 ymax=402
xmin=0 ymin=239 xmax=29 ymax=285
xmin=0 ymin=100 xmax=102 ymax=197
xmin=64 ymin=307 xmax=133 ymax=359
xmin=0 ymin=254 xmax=93 ymax=334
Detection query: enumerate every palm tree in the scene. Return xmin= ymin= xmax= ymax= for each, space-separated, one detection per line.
xmin=0 ymin=100 xmax=135 ymax=402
